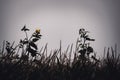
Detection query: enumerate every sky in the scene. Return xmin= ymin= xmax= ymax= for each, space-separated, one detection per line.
xmin=0 ymin=0 xmax=120 ymax=57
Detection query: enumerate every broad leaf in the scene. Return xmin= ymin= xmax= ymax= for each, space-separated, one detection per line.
xmin=29 ymin=42 xmax=38 ymax=50
xmin=87 ymin=46 xmax=93 ymax=53
xmin=32 ymin=38 xmax=39 ymax=42
xmin=27 ymin=47 xmax=37 ymax=57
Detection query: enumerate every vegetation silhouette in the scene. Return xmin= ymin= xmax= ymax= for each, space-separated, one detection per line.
xmin=0 ymin=25 xmax=120 ymax=80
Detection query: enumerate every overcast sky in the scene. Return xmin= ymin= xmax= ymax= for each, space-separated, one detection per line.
xmin=0 ymin=0 xmax=120 ymax=57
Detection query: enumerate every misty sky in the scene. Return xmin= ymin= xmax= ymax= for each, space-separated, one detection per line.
xmin=0 ymin=0 xmax=120 ymax=57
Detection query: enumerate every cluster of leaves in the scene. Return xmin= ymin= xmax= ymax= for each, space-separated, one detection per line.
xmin=77 ymin=28 xmax=99 ymax=63
xmin=0 ymin=27 xmax=120 ymax=80
xmin=20 ymin=25 xmax=42 ymax=57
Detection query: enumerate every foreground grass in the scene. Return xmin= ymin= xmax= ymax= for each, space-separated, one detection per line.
xmin=0 ymin=43 xmax=120 ymax=80
xmin=0 ymin=27 xmax=120 ymax=80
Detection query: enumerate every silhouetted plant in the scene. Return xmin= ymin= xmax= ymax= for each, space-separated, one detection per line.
xmin=20 ymin=25 xmax=42 ymax=58
xmin=77 ymin=28 xmax=99 ymax=63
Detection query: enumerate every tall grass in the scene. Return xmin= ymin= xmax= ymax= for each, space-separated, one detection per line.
xmin=0 ymin=26 xmax=120 ymax=80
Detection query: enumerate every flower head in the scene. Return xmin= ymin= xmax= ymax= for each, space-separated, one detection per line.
xmin=35 ymin=28 xmax=40 ymax=34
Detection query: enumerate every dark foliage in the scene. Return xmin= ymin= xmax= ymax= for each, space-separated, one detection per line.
xmin=0 ymin=26 xmax=120 ymax=80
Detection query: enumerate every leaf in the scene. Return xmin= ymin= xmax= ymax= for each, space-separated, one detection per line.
xmin=87 ymin=46 xmax=93 ymax=53
xmin=86 ymin=37 xmax=91 ymax=41
xmin=21 ymin=25 xmax=26 ymax=31
xmin=29 ymin=42 xmax=38 ymax=50
xmin=24 ymin=28 xmax=29 ymax=31
xmin=84 ymin=35 xmax=89 ymax=38
xmin=20 ymin=39 xmax=28 ymax=44
xmin=27 ymin=47 xmax=37 ymax=53
xmin=21 ymin=25 xmax=29 ymax=31
xmin=27 ymin=47 xmax=37 ymax=57
xmin=86 ymin=37 xmax=95 ymax=41
xmin=36 ymin=34 xmax=42 ymax=38
xmin=23 ymin=41 xmax=29 ymax=44
xmin=32 ymin=33 xmax=42 ymax=38
xmin=79 ymin=49 xmax=86 ymax=55
xmin=90 ymin=39 xmax=95 ymax=41
xmin=32 ymin=38 xmax=39 ymax=42
xmin=20 ymin=39 xmax=23 ymax=43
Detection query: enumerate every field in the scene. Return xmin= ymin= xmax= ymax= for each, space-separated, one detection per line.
xmin=0 ymin=26 xmax=120 ymax=80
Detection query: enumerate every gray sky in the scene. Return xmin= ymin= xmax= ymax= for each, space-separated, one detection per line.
xmin=0 ymin=0 xmax=120 ymax=57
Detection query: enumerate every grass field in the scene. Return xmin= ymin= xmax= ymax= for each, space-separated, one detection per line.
xmin=0 ymin=26 xmax=120 ymax=80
